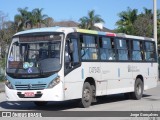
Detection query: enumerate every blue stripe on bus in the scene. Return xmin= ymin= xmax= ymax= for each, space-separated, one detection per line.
xmin=98 ymin=31 xmax=106 ymax=36
xmin=14 ymin=27 xmax=60 ymax=36
xmin=6 ymin=73 xmax=58 ymax=89
xmin=118 ymin=68 xmax=120 ymax=77
xmin=81 ymin=68 xmax=84 ymax=80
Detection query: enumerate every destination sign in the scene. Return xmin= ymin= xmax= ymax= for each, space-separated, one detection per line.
xmin=19 ymin=34 xmax=62 ymax=42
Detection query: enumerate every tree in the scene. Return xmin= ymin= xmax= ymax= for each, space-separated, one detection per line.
xmin=43 ymin=17 xmax=54 ymax=27
xmin=79 ymin=17 xmax=88 ymax=29
xmin=0 ymin=12 xmax=15 ymax=58
xmin=32 ymin=8 xmax=48 ymax=28
xmin=133 ymin=8 xmax=153 ymax=37
xmin=157 ymin=10 xmax=160 ymax=44
xmin=116 ymin=7 xmax=138 ymax=35
xmin=133 ymin=8 xmax=160 ymax=41
xmin=134 ymin=15 xmax=153 ymax=37
xmin=143 ymin=7 xmax=152 ymax=17
xmin=14 ymin=7 xmax=32 ymax=31
xmin=79 ymin=10 xmax=104 ymax=30
xmin=0 ymin=12 xmax=15 ymax=75
xmin=14 ymin=8 xmax=49 ymax=31
xmin=0 ymin=21 xmax=15 ymax=58
xmin=116 ymin=7 xmax=160 ymax=45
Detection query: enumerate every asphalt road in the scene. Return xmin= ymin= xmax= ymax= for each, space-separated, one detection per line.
xmin=0 ymin=84 xmax=160 ymax=120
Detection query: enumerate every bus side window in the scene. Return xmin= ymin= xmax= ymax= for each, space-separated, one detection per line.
xmin=145 ymin=42 xmax=156 ymax=61
xmin=80 ymin=35 xmax=98 ymax=60
xmin=132 ymin=40 xmax=143 ymax=61
xmin=116 ymin=38 xmax=129 ymax=61
xmin=99 ymin=37 xmax=115 ymax=60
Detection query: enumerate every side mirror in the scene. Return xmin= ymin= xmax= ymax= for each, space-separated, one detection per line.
xmin=15 ymin=42 xmax=19 ymax=46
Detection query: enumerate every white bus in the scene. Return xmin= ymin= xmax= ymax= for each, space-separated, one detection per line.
xmin=5 ymin=27 xmax=158 ymax=107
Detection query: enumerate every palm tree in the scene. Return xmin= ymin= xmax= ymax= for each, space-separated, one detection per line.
xmin=79 ymin=10 xmax=104 ymax=30
xmin=140 ymin=8 xmax=153 ymax=20
xmin=116 ymin=7 xmax=138 ymax=34
xmin=32 ymin=8 xmax=48 ymax=28
xmin=79 ymin=17 xmax=88 ymax=29
xmin=14 ymin=8 xmax=49 ymax=31
xmin=14 ymin=15 xmax=23 ymax=32
xmin=14 ymin=7 xmax=34 ymax=31
xmin=143 ymin=7 xmax=152 ymax=15
xmin=14 ymin=7 xmax=27 ymax=31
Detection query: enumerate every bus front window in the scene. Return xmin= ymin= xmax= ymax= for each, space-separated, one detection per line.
xmin=7 ymin=33 xmax=63 ymax=78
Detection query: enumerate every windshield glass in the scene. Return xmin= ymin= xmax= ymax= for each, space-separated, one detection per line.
xmin=7 ymin=33 xmax=63 ymax=78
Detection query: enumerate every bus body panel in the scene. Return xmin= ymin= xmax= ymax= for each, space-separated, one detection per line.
xmin=5 ymin=81 xmax=64 ymax=101
xmin=64 ymin=62 xmax=102 ymax=100
xmin=64 ymin=67 xmax=83 ymax=100
xmin=63 ymin=62 xmax=158 ymax=99
xmin=131 ymin=62 xmax=158 ymax=90
xmin=101 ymin=62 xmax=134 ymax=95
xmin=5 ymin=72 xmax=65 ymax=101
xmin=5 ymin=27 xmax=158 ymax=103
xmin=81 ymin=62 xmax=105 ymax=96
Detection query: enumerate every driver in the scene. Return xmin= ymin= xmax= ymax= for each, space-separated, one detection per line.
xmin=39 ymin=43 xmax=48 ymax=60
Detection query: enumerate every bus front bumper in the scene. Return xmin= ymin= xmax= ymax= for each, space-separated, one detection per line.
xmin=5 ymin=82 xmax=64 ymax=101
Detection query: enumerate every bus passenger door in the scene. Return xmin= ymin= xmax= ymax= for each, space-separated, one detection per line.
xmin=64 ymin=33 xmax=82 ymax=100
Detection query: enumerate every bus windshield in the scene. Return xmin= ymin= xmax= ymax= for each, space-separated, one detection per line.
xmin=7 ymin=33 xmax=63 ymax=78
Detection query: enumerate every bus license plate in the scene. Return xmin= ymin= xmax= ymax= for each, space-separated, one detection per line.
xmin=24 ymin=92 xmax=35 ymax=97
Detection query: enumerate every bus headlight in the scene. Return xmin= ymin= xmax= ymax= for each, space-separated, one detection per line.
xmin=47 ymin=76 xmax=60 ymax=88
xmin=5 ymin=80 xmax=14 ymax=89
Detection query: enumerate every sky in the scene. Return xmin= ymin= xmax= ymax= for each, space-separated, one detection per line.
xmin=0 ymin=0 xmax=160 ymax=30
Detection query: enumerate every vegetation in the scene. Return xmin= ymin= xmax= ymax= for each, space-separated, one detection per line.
xmin=158 ymin=10 xmax=160 ymax=45
xmin=0 ymin=57 xmax=5 ymax=82
xmin=116 ymin=7 xmax=138 ymax=35
xmin=116 ymin=7 xmax=160 ymax=44
xmin=0 ymin=12 xmax=15 ymax=78
xmin=0 ymin=13 xmax=12 ymax=81
xmin=14 ymin=7 xmax=49 ymax=32
xmin=79 ymin=10 xmax=105 ymax=30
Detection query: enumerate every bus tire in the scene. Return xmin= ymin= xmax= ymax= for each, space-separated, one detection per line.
xmin=91 ymin=85 xmax=97 ymax=102
xmin=34 ymin=101 xmax=48 ymax=106
xmin=131 ymin=78 xmax=143 ymax=100
xmin=79 ymin=82 xmax=92 ymax=108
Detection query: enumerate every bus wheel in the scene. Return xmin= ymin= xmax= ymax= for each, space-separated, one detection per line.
xmin=80 ymin=82 xmax=92 ymax=108
xmin=34 ymin=101 xmax=48 ymax=106
xmin=91 ymin=85 xmax=97 ymax=102
xmin=131 ymin=78 xmax=143 ymax=100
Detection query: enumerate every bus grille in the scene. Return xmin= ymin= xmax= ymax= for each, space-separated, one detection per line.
xmin=15 ymin=84 xmax=47 ymax=90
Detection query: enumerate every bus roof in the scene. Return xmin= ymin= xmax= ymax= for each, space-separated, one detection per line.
xmin=14 ymin=27 xmax=154 ymax=41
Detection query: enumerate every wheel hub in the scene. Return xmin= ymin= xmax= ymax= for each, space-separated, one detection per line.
xmin=136 ymin=83 xmax=142 ymax=95
xmin=83 ymin=89 xmax=90 ymax=101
